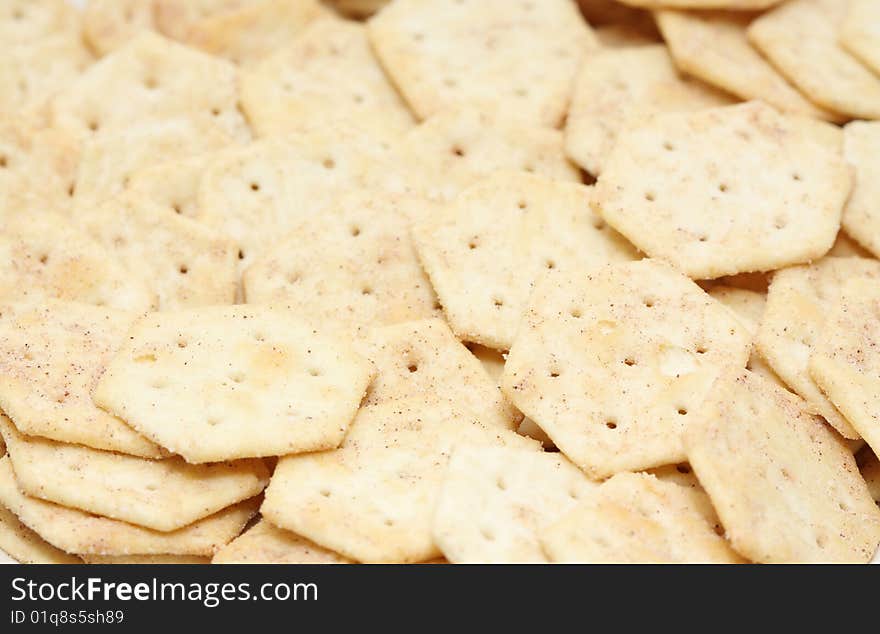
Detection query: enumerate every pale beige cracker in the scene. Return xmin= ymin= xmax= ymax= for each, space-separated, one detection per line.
xmin=127 ymin=155 xmax=213 ymax=220
xmin=594 ymin=102 xmax=849 ymax=279
xmin=72 ymin=118 xmax=235 ymax=210
xmin=262 ymin=399 xmax=538 ymax=563
xmin=356 ymin=319 xmax=520 ymax=430
xmin=197 ymin=126 xmax=401 ymax=271
xmin=707 ymin=286 xmax=785 ymax=388
xmin=686 ymin=369 xmax=880 ymax=563
xmin=756 ymin=257 xmax=880 ymax=439
xmin=502 ymin=260 xmax=751 ymax=478
xmin=0 ymin=503 xmax=80 ymax=564
xmin=840 ymin=122 xmax=880 ymax=259
xmin=368 ymin=0 xmax=598 ymax=128
xmin=619 ymin=0 xmax=782 ymax=8
xmin=841 ymin=0 xmax=880 ymax=75
xmin=656 ymin=10 xmax=836 ymax=120
xmin=565 ymin=45 xmax=732 ymax=176
xmin=0 ymin=119 xmax=78 ymax=220
xmin=809 ymin=279 xmax=880 ymax=458
xmin=432 ymin=446 xmax=597 ymax=563
xmin=51 ymin=32 xmax=250 ymax=144
xmin=213 ymin=519 xmax=351 ymax=563
xmin=241 ymin=18 xmax=413 ymax=138
xmin=0 ymin=0 xmax=81 ymax=44
xmin=84 ymin=0 xmax=156 ymax=56
xmin=154 ymin=0 xmax=258 ymax=41
xmin=413 ymin=172 xmax=638 ymax=351
xmin=0 ymin=301 xmax=162 ymax=458
xmin=243 ymin=190 xmax=441 ymax=330
xmin=0 ymin=416 xmax=268 ymax=532
xmin=83 ymin=554 xmax=209 ymax=564
xmin=94 ymin=305 xmax=374 ymax=463
xmin=647 ymin=463 xmax=721 ymax=529
xmin=0 ymin=458 xmax=259 ymax=556
xmin=748 ymin=0 xmax=880 ymax=120
xmin=78 ymin=194 xmax=239 ymax=309
xmin=541 ymin=472 xmax=741 ymax=563
xmin=396 ymin=109 xmax=580 ymax=203
xmin=0 ymin=213 xmax=155 ymax=311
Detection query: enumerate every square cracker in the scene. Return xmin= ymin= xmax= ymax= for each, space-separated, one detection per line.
xmin=0 ymin=416 xmax=268 ymax=533
xmin=748 ymin=0 xmax=880 ymax=121
xmin=502 ymin=259 xmax=752 ymax=478
xmin=564 ymin=45 xmax=732 ymax=177
xmin=412 ymin=172 xmax=638 ymax=351
xmin=686 ymin=370 xmax=880 ymax=563
xmin=756 ymin=257 xmax=880 ymax=440
xmin=84 ymin=0 xmax=156 ymax=56
xmin=396 ymin=108 xmax=580 ymax=203
xmin=355 ymin=319 xmax=520 ymax=430
xmin=0 ymin=458 xmax=259 ymax=556
xmin=126 ymin=155 xmax=213 ymax=220
xmin=93 ymin=305 xmax=375 ymax=463
xmin=0 ymin=502 xmax=80 ymax=564
xmin=186 ymin=0 xmax=328 ymax=67
xmin=243 ymin=190 xmax=442 ymax=331
xmin=593 ymin=102 xmax=849 ymax=279
xmin=213 ymin=519 xmax=350 ymax=564
xmin=0 ymin=213 xmax=155 ymax=312
xmin=840 ymin=0 xmax=880 ymax=75
xmin=241 ymin=18 xmax=413 ymax=139
xmin=154 ymin=0 xmax=257 ymax=41
xmin=541 ymin=473 xmax=741 ymax=563
xmin=0 ymin=0 xmax=80 ymax=44
xmin=262 ymin=399 xmax=538 ymax=563
xmin=50 ymin=32 xmax=250 ymax=144
xmin=840 ymin=122 xmax=880 ymax=259
xmin=368 ymin=0 xmax=598 ymax=128
xmin=655 ymin=10 xmax=836 ymax=121
xmin=432 ymin=446 xmax=597 ymax=563
xmin=78 ymin=194 xmax=239 ymax=309
xmin=0 ymin=301 xmax=162 ymax=458
xmin=809 ymin=279 xmax=880 ymax=458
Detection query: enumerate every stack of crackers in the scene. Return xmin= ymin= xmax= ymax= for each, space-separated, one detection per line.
xmin=0 ymin=0 xmax=879 ymax=565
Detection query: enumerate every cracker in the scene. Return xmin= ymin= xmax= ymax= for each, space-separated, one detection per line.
xmin=51 ymin=32 xmax=250 ymax=144
xmin=262 ymin=399 xmax=538 ymax=563
xmin=0 ymin=300 xmax=162 ymax=458
xmin=809 ymin=279 xmax=880 ymax=457
xmin=502 ymin=260 xmax=751 ymax=478
xmin=748 ymin=0 xmax=880 ymax=120
xmin=840 ymin=0 xmax=880 ymax=75
xmin=127 ymin=155 xmax=213 ymax=220
xmin=0 ymin=0 xmax=80 ymax=44
xmin=213 ymin=519 xmax=351 ymax=564
xmin=0 ymin=458 xmax=259 ymax=556
xmin=0 ymin=417 xmax=268 ymax=532
xmin=840 ymin=122 xmax=880 ymax=259
xmin=72 ymin=119 xmax=235 ymax=210
xmin=84 ymin=0 xmax=156 ymax=56
xmin=656 ymin=10 xmax=836 ymax=120
xmin=707 ymin=286 xmax=784 ymax=387
xmin=647 ymin=463 xmax=721 ymax=529
xmin=243 ymin=190 xmax=441 ymax=330
xmin=413 ymin=172 xmax=638 ymax=350
xmin=0 ymin=213 xmax=155 ymax=311
xmin=197 ymin=127 xmax=400 ymax=271
xmin=432 ymin=446 xmax=597 ymax=563
xmin=686 ymin=370 xmax=880 ymax=563
xmin=756 ymin=257 xmax=880 ymax=439
xmin=0 ymin=119 xmax=78 ymax=220
xmin=83 ymin=554 xmax=209 ymax=564
xmin=78 ymin=194 xmax=238 ymax=309
xmin=356 ymin=319 xmax=520 ymax=430
xmin=540 ymin=472 xmax=741 ymax=563
xmin=564 ymin=45 xmax=732 ymax=176
xmin=396 ymin=109 xmax=580 ymax=203
xmin=0 ymin=503 xmax=80 ymax=564
xmin=154 ymin=0 xmax=257 ymax=41
xmin=368 ymin=0 xmax=598 ymax=127
xmin=593 ymin=102 xmax=849 ymax=279
xmin=241 ymin=18 xmax=413 ymax=138
xmin=93 ymin=305 xmax=374 ymax=463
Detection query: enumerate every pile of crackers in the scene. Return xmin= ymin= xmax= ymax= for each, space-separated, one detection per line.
xmin=0 ymin=0 xmax=879 ymax=565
